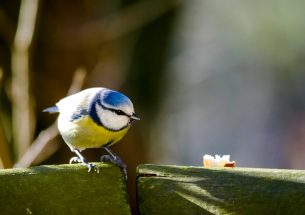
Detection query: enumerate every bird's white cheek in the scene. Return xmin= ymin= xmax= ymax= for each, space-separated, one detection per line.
xmin=96 ymin=106 xmax=129 ymax=130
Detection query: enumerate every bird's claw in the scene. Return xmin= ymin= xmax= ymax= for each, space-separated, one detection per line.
xmin=100 ymin=155 xmax=127 ymax=180
xmin=86 ymin=163 xmax=99 ymax=173
xmin=69 ymin=156 xmax=81 ymax=164
xmin=100 ymin=155 xmax=112 ymax=162
xmin=69 ymin=156 xmax=99 ymax=173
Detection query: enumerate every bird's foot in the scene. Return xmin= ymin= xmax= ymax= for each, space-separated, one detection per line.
xmin=69 ymin=156 xmax=99 ymax=173
xmin=86 ymin=163 xmax=99 ymax=173
xmin=69 ymin=156 xmax=81 ymax=164
xmin=100 ymin=155 xmax=127 ymax=180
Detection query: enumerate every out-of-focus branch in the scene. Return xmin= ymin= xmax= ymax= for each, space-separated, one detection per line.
xmin=83 ymin=0 xmax=182 ymax=42
xmin=67 ymin=67 xmax=88 ymax=95
xmin=14 ymin=68 xmax=87 ymax=168
xmin=11 ymin=0 xmax=39 ymax=159
xmin=60 ymin=0 xmax=182 ymax=48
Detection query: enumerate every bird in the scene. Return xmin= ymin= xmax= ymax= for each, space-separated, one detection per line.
xmin=43 ymin=87 xmax=140 ymax=178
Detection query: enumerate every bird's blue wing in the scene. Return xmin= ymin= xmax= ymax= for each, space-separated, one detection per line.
xmin=70 ymin=109 xmax=89 ymax=121
xmin=43 ymin=106 xmax=59 ymax=113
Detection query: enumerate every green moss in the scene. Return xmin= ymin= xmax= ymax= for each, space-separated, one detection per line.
xmin=137 ymin=164 xmax=305 ymax=214
xmin=0 ymin=163 xmax=130 ymax=215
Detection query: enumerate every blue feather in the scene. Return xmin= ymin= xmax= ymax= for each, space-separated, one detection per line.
xmin=88 ymin=93 xmax=103 ymax=126
xmin=102 ymin=90 xmax=130 ymax=107
xmin=70 ymin=109 xmax=88 ymax=121
xmin=43 ymin=106 xmax=59 ymax=113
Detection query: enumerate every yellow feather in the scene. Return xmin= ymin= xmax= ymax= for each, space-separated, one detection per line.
xmin=58 ymin=115 xmax=129 ymax=151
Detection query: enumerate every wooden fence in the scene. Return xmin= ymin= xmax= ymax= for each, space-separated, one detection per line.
xmin=1 ymin=163 xmax=305 ymax=214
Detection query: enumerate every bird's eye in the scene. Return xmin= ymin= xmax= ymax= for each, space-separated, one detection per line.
xmin=115 ymin=110 xmax=125 ymax=115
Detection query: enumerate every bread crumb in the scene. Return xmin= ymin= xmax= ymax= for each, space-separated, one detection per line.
xmin=203 ymin=154 xmax=236 ymax=167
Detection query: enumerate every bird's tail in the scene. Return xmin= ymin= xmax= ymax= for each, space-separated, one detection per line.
xmin=43 ymin=106 xmax=59 ymax=113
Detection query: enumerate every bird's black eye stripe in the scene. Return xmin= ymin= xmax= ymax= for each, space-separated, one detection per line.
xmin=114 ymin=109 xmax=126 ymax=116
xmin=100 ymin=104 xmax=128 ymax=116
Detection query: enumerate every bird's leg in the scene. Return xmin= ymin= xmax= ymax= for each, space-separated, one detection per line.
xmin=70 ymin=149 xmax=99 ymax=173
xmin=100 ymin=146 xmax=127 ymax=180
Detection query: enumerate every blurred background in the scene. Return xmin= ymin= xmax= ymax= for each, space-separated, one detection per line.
xmin=1 ymin=0 xmax=305 ymax=213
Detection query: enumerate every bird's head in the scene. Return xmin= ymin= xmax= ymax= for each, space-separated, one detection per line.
xmin=90 ymin=89 xmax=140 ymax=131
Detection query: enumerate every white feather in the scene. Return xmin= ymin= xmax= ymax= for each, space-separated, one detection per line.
xmin=96 ymin=104 xmax=130 ymax=131
xmin=56 ymin=88 xmax=103 ymax=115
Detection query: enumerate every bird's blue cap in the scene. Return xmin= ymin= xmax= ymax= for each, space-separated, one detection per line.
xmin=102 ymin=90 xmax=132 ymax=107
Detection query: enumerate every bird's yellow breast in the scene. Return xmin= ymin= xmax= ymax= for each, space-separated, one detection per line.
xmin=58 ymin=115 xmax=129 ymax=151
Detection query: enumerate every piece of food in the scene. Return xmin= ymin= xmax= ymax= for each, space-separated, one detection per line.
xmin=203 ymin=154 xmax=236 ymax=167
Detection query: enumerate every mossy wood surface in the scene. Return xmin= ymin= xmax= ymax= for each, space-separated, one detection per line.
xmin=137 ymin=164 xmax=305 ymax=215
xmin=0 ymin=163 xmax=130 ymax=215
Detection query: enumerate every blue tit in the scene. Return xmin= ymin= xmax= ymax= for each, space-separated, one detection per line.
xmin=44 ymin=87 xmax=140 ymax=178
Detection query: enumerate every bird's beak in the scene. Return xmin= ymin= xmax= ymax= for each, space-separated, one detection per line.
xmin=131 ymin=112 xmax=140 ymax=121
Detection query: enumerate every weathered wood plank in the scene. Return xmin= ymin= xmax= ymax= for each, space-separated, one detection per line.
xmin=0 ymin=163 xmax=130 ymax=215
xmin=137 ymin=164 xmax=305 ymax=215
